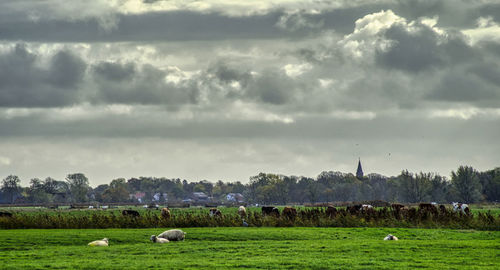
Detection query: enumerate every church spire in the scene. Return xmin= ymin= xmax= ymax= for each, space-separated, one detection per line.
xmin=356 ymin=158 xmax=364 ymax=179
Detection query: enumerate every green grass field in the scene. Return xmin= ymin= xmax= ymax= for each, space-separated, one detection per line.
xmin=0 ymin=227 xmax=498 ymax=269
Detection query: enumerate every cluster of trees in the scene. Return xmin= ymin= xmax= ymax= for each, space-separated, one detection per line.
xmin=1 ymin=166 xmax=499 ymax=204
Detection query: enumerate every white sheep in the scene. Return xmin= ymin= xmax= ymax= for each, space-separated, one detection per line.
xmin=150 ymin=235 xmax=170 ymax=243
xmin=383 ymin=234 xmax=398 ymax=241
xmin=88 ymin=238 xmax=109 ymax=246
xmin=157 ymin=229 xmax=186 ymax=241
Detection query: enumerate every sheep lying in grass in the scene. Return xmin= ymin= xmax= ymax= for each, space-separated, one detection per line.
xmin=383 ymin=234 xmax=398 ymax=241
xmin=150 ymin=235 xmax=170 ymax=243
xmin=88 ymin=238 xmax=109 ymax=246
xmin=157 ymin=229 xmax=186 ymax=241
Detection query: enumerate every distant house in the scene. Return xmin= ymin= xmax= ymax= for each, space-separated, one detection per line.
xmin=226 ymin=193 xmax=244 ymax=203
xmin=130 ymin=192 xmax=146 ymax=203
xmin=191 ymin=192 xmax=209 ymax=202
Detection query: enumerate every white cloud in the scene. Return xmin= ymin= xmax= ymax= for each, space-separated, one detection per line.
xmin=283 ymin=63 xmax=312 ymax=77
xmin=462 ymin=17 xmax=500 ymax=45
xmin=429 ymin=107 xmax=500 ymax=120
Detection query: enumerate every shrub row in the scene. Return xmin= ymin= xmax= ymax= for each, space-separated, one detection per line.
xmin=1 ymin=208 xmax=499 ymax=230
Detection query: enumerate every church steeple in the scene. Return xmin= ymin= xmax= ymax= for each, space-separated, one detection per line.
xmin=356 ymin=158 xmax=364 ymax=179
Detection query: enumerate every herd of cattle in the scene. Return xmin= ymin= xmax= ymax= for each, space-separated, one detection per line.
xmin=0 ymin=202 xmax=472 ymax=222
xmin=116 ymin=202 xmax=472 ymax=221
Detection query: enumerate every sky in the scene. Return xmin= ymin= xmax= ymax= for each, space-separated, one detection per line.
xmin=1 ymin=0 xmax=499 ymax=186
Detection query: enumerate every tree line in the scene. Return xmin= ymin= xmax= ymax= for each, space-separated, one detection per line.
xmin=1 ymin=166 xmax=499 ymax=205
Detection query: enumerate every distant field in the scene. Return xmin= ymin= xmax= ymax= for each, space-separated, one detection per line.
xmin=0 ymin=227 xmax=498 ymax=269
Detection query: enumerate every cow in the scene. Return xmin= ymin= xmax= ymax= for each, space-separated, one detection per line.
xmin=262 ymin=206 xmax=280 ymax=217
xmin=419 ymin=203 xmax=438 ymax=215
xmin=282 ymin=207 xmax=297 ymax=220
xmin=452 ymin=202 xmax=470 ymax=214
xmin=326 ymin=206 xmax=337 ymax=218
xmin=361 ymin=204 xmax=374 ymax=210
xmin=161 ymin=207 xmax=171 ymax=219
xmin=209 ymin=208 xmax=222 ymax=217
xmin=391 ymin=203 xmax=405 ymax=211
xmin=347 ymin=204 xmax=362 ymax=215
xmin=122 ymin=209 xmax=140 ymax=217
xmin=238 ymin=206 xmax=247 ymax=218
xmin=0 ymin=212 xmax=13 ymax=218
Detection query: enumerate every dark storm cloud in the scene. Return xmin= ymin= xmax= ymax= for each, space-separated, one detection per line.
xmin=209 ymin=62 xmax=252 ymax=87
xmin=427 ymin=69 xmax=500 ymax=104
xmin=91 ymin=61 xmax=199 ymax=105
xmin=0 ymin=44 xmax=86 ymax=107
xmin=375 ymin=24 xmax=475 ymax=72
xmin=0 ymin=11 xmax=287 ymax=42
xmin=0 ymin=0 xmax=496 ymax=43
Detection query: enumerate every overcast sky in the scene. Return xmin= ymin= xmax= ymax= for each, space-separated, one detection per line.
xmin=1 ymin=0 xmax=499 ymax=186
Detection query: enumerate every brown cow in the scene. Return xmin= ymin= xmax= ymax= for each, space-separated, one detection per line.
xmin=161 ymin=207 xmax=171 ymax=219
xmin=391 ymin=203 xmax=405 ymax=211
xmin=419 ymin=203 xmax=438 ymax=215
xmin=347 ymin=204 xmax=362 ymax=215
xmin=326 ymin=206 xmax=337 ymax=218
xmin=282 ymin=207 xmax=297 ymax=220
xmin=122 ymin=209 xmax=140 ymax=217
xmin=262 ymin=206 xmax=280 ymax=217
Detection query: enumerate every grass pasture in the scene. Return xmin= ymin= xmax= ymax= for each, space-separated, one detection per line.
xmin=0 ymin=227 xmax=499 ymax=269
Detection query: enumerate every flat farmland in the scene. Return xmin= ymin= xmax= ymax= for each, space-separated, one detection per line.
xmin=0 ymin=227 xmax=499 ymax=269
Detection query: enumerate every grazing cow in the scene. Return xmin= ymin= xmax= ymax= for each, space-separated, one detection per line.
xmin=361 ymin=204 xmax=374 ymax=210
xmin=209 ymin=208 xmax=222 ymax=217
xmin=0 ymin=212 xmax=13 ymax=218
xmin=326 ymin=206 xmax=337 ymax=218
xmin=262 ymin=206 xmax=280 ymax=217
xmin=419 ymin=203 xmax=438 ymax=214
xmin=347 ymin=204 xmax=362 ymax=215
xmin=383 ymin=234 xmax=398 ymax=241
xmin=88 ymin=238 xmax=109 ymax=246
xmin=452 ymin=202 xmax=470 ymax=214
xmin=282 ymin=207 xmax=297 ymax=220
xmin=157 ymin=229 xmax=186 ymax=241
xmin=150 ymin=235 xmax=169 ymax=243
xmin=161 ymin=207 xmax=171 ymax=219
xmin=122 ymin=209 xmax=140 ymax=217
xmin=391 ymin=204 xmax=405 ymax=211
xmin=238 ymin=206 xmax=247 ymax=218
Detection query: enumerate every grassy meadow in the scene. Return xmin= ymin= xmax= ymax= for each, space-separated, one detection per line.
xmin=0 ymin=227 xmax=499 ymax=269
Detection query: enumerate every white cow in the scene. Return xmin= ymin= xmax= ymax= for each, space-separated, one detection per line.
xmin=452 ymin=202 xmax=469 ymax=213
